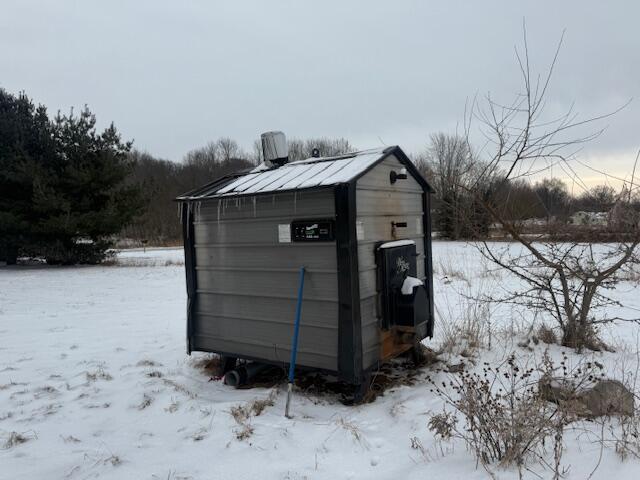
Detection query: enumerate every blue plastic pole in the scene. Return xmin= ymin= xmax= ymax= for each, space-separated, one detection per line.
xmin=285 ymin=266 xmax=305 ymax=417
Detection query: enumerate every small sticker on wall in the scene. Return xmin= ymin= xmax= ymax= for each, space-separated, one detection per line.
xmin=278 ymin=224 xmax=291 ymax=243
xmin=356 ymin=221 xmax=364 ymax=241
xmin=416 ymin=218 xmax=423 ymax=235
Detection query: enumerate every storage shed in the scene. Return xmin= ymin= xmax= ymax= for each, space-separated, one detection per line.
xmin=177 ymin=135 xmax=434 ymax=392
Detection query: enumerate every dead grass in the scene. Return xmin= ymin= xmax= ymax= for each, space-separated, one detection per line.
xmin=335 ymin=417 xmax=364 ymax=443
xmin=437 ymin=258 xmax=470 ymax=284
xmin=251 ymin=392 xmax=277 ymax=416
xmin=436 ymin=296 xmax=490 ymax=356
xmin=537 ymin=324 xmax=558 ymax=345
xmin=151 ymin=471 xmax=194 ymax=480
xmin=137 ymin=359 xmax=162 ymax=367
xmin=229 ymin=390 xmax=277 ymax=441
xmin=0 ymin=381 xmax=27 ymax=391
xmin=34 ymin=385 xmax=59 ymax=398
xmin=163 ymin=379 xmax=197 ymax=399
xmin=138 ymin=393 xmax=153 ymax=410
xmin=232 ymin=390 xmax=277 ymax=421
xmin=103 ymin=455 xmax=122 ymax=467
xmin=191 ymin=427 xmax=209 ymax=442
xmin=2 ymin=430 xmax=36 ymax=450
xmin=165 ymin=399 xmax=179 ymax=413
xmin=235 ymin=424 xmax=255 ymax=441
xmin=85 ymin=367 xmax=113 ymax=382
xmin=428 ymin=411 xmax=456 ymax=441
xmin=191 ymin=355 xmax=222 ymax=377
xmin=60 ymin=435 xmax=81 ymax=443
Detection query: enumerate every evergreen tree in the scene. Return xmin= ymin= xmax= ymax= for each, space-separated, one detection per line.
xmin=0 ymin=90 xmax=142 ymax=264
xmin=0 ymin=90 xmax=55 ymax=264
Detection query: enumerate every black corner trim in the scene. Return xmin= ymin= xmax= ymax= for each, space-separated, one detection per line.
xmin=182 ymin=202 xmax=198 ymax=354
xmin=334 ymin=184 xmax=363 ymax=383
xmin=422 ymin=192 xmax=435 ymax=337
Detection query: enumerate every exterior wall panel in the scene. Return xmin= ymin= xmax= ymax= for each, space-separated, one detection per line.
xmin=190 ymin=189 xmax=339 ymax=372
xmin=355 ymin=155 xmax=426 ymax=370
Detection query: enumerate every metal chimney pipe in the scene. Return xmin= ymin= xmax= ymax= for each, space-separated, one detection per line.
xmin=261 ymin=131 xmax=288 ymax=168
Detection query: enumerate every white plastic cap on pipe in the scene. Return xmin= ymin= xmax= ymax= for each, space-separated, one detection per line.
xmin=261 ymin=131 xmax=288 ymax=167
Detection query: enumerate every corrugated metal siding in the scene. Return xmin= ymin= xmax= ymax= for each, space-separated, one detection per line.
xmin=355 ymin=155 xmax=426 ymax=370
xmin=191 ymin=189 xmax=339 ymax=371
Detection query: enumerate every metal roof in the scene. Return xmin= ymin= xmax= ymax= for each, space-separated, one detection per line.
xmin=177 ymin=146 xmax=432 ymax=200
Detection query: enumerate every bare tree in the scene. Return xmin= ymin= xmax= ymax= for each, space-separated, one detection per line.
xmin=533 ymin=178 xmax=570 ymax=222
xmin=418 ymin=133 xmax=494 ymax=239
xmin=465 ymin=27 xmax=640 ymax=351
xmin=216 ymin=137 xmax=241 ymax=162
xmin=251 ymin=139 xmax=263 ymax=164
xmin=287 ymin=137 xmax=354 ymax=161
xmin=184 ymin=141 xmax=218 ymax=173
xmin=577 ymin=184 xmax=617 ymax=212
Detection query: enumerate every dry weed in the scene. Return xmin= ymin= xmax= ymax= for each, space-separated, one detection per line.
xmin=438 ymin=259 xmax=470 ymax=284
xmin=138 ymin=393 xmax=153 ymax=410
xmin=85 ymin=367 xmax=113 ymax=382
xmin=436 ymin=296 xmax=490 ymax=356
xmin=428 ymin=353 xmax=569 ymax=470
xmin=229 ymin=389 xmax=277 ymax=441
xmin=137 ymin=359 xmax=161 ymax=367
xmin=163 ymin=379 xmax=196 ymax=399
xmin=428 ymin=411 xmax=456 ymax=441
xmin=235 ymin=424 xmax=254 ymax=441
xmin=537 ymin=324 xmax=558 ymax=345
xmin=165 ymin=399 xmax=179 ymax=413
xmin=335 ymin=417 xmax=363 ymax=443
xmin=2 ymin=430 xmax=36 ymax=449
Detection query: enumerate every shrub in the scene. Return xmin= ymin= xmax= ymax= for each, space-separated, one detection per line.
xmin=428 ymin=354 xmax=569 ymax=469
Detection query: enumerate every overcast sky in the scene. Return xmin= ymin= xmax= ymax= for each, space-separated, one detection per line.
xmin=2 ymin=1 xmax=638 ymax=187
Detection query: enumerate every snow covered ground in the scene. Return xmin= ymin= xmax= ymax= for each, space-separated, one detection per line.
xmin=1 ymin=242 xmax=640 ymax=479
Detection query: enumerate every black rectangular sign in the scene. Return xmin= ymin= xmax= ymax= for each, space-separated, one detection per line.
xmin=291 ymin=220 xmax=335 ymax=242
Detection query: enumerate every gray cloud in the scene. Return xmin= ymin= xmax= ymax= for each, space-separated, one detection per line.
xmin=2 ymin=0 xmax=638 ymax=178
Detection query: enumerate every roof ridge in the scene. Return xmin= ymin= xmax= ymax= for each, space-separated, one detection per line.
xmin=287 ymin=146 xmax=389 ymax=166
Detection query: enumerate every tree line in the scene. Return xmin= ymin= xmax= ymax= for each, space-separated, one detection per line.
xmin=415 ymin=132 xmax=636 ymax=240
xmin=1 ymin=88 xmax=634 ymax=265
xmin=0 ymin=89 xmax=362 ymax=263
xmin=122 ymin=137 xmax=356 ymax=244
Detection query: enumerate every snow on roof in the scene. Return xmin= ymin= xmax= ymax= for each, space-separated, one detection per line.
xmin=188 ymin=147 xmax=388 ymax=199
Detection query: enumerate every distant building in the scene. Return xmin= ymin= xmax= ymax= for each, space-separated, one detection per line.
xmin=569 ymin=211 xmax=608 ymax=226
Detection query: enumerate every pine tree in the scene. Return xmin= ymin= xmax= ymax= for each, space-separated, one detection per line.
xmin=0 ymin=90 xmax=142 ymax=264
xmin=0 ymin=90 xmax=55 ymax=264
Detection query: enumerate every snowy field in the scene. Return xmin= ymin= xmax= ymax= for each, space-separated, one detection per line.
xmin=1 ymin=243 xmax=640 ymax=479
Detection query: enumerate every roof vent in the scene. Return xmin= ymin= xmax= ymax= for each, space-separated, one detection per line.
xmin=311 ymin=148 xmax=320 ymax=158
xmin=261 ymin=131 xmax=288 ymax=168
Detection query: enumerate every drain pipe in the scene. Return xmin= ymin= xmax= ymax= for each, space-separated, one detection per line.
xmin=224 ymin=362 xmax=269 ymax=388
xmin=285 ymin=266 xmax=306 ymax=418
